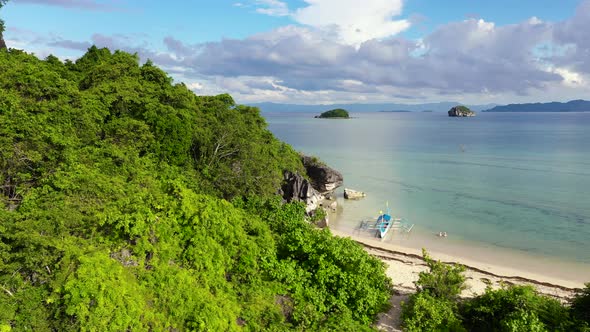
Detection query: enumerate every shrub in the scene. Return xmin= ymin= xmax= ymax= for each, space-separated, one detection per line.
xmin=416 ymin=249 xmax=466 ymax=301
xmin=460 ymin=285 xmax=577 ymax=332
xmin=401 ymin=292 xmax=465 ymax=332
xmin=572 ymin=283 xmax=590 ymax=324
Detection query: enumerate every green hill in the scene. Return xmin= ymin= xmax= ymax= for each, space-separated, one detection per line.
xmin=315 ymin=108 xmax=350 ymax=118
xmin=483 ymin=99 xmax=590 ymax=112
xmin=0 ymin=47 xmax=392 ymax=331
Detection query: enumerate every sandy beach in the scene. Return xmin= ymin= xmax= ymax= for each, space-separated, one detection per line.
xmin=330 ymin=228 xmax=586 ymax=332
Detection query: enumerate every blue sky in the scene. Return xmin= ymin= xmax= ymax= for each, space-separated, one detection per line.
xmin=2 ymin=0 xmax=590 ymax=104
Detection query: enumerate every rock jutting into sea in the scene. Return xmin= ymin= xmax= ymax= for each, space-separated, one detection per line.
xmin=448 ymin=106 xmax=476 ymax=117
xmin=280 ymin=155 xmax=343 ymax=213
xmin=344 ymin=188 xmax=366 ymax=200
xmin=301 ymin=155 xmax=343 ymax=194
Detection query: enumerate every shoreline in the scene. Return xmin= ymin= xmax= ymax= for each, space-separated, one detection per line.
xmin=330 ymin=228 xmax=584 ymax=332
xmin=330 ymin=228 xmax=585 ymax=297
xmin=327 ymin=196 xmax=590 ymax=289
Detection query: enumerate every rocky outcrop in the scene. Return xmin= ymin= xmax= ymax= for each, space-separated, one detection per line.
xmin=328 ymin=201 xmax=337 ymax=211
xmin=301 ymin=155 xmax=343 ymax=194
xmin=344 ymin=188 xmax=366 ymax=200
xmin=448 ymin=106 xmax=476 ymax=117
xmin=0 ymin=34 xmax=6 ymax=50
xmin=280 ymin=155 xmax=344 ymax=213
xmin=279 ymin=171 xmax=324 ymax=213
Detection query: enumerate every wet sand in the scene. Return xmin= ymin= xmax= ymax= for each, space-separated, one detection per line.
xmin=330 ymin=228 xmax=586 ymax=332
xmin=330 ymin=228 xmax=586 ymax=295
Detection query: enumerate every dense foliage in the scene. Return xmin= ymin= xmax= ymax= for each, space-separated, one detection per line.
xmin=415 ymin=249 xmax=466 ymax=301
xmin=0 ymin=0 xmax=8 ymax=41
xmin=0 ymin=47 xmax=392 ymax=331
xmin=402 ymin=250 xmax=590 ymax=332
xmin=572 ymin=284 xmax=590 ymax=324
xmin=316 ymin=108 xmax=350 ymax=118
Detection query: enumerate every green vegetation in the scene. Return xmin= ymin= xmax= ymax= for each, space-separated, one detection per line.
xmin=316 ymin=108 xmax=350 ymax=118
xmin=401 ymin=250 xmax=590 ymax=332
xmin=415 ymin=249 xmax=466 ymax=301
xmin=0 ymin=47 xmax=392 ymax=330
xmin=448 ymin=105 xmax=476 ymax=117
xmin=455 ymin=106 xmax=472 ymax=113
xmin=0 ymin=0 xmax=8 ymax=35
xmin=572 ymin=283 xmax=590 ymax=323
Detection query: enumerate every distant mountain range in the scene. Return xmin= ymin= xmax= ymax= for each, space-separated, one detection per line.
xmin=249 ymin=102 xmax=497 ymax=113
xmin=249 ymin=99 xmax=590 ymax=113
xmin=483 ymin=100 xmax=590 ymax=112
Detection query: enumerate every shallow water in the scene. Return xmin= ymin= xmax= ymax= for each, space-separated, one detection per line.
xmin=265 ymin=111 xmax=590 ymax=269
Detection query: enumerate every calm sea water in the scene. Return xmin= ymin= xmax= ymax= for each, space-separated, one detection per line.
xmin=265 ymin=111 xmax=590 ymax=265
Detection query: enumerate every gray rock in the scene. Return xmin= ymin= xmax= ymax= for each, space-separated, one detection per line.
xmin=110 ymin=248 xmax=138 ymax=267
xmin=280 ymin=155 xmax=344 ymax=213
xmin=301 ymin=155 xmax=343 ymax=194
xmin=328 ymin=201 xmax=338 ymax=211
xmin=448 ymin=106 xmax=476 ymax=117
xmin=344 ymin=188 xmax=366 ymax=200
xmin=0 ymin=31 xmax=6 ymax=50
xmin=280 ymin=171 xmax=324 ymax=213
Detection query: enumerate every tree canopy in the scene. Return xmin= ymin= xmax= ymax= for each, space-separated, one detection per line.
xmin=0 ymin=0 xmax=8 ymax=33
xmin=0 ymin=47 xmax=392 ymax=331
xmin=316 ymin=108 xmax=350 ymax=118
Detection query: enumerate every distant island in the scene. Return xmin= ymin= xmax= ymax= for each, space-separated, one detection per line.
xmin=251 ymin=102 xmax=498 ymax=113
xmin=448 ymin=106 xmax=476 ymax=117
xmin=484 ymin=99 xmax=590 ymax=112
xmin=315 ymin=108 xmax=350 ymax=118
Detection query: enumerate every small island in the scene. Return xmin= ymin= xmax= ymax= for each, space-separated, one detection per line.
xmin=448 ymin=105 xmax=476 ymax=117
xmin=315 ymin=108 xmax=350 ymax=119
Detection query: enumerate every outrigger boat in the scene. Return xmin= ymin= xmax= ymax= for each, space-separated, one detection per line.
xmin=358 ymin=202 xmax=414 ymax=238
xmin=375 ymin=212 xmax=393 ymax=238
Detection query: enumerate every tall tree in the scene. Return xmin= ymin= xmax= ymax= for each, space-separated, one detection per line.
xmin=0 ymin=0 xmax=8 ymax=49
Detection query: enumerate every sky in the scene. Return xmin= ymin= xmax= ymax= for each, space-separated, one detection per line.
xmin=2 ymin=0 xmax=590 ymax=105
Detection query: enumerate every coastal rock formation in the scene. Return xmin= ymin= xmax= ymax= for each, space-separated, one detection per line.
xmin=328 ymin=201 xmax=338 ymax=211
xmin=0 ymin=33 xmax=6 ymax=50
xmin=344 ymin=188 xmax=366 ymax=200
xmin=279 ymin=171 xmax=324 ymax=213
xmin=301 ymin=155 xmax=343 ymax=194
xmin=448 ymin=106 xmax=476 ymax=117
xmin=280 ymin=155 xmax=344 ymax=213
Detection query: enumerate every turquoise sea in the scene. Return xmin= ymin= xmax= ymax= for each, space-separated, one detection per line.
xmin=265 ymin=111 xmax=590 ymax=273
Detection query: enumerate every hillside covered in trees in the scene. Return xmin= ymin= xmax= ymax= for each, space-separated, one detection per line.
xmin=0 ymin=47 xmax=393 ymax=331
xmin=1 ymin=44 xmax=590 ymax=331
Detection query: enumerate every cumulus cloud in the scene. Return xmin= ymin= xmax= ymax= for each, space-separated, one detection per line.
xmin=552 ymin=0 xmax=590 ymax=75
xmin=16 ymin=0 xmax=590 ymax=103
xmin=248 ymin=0 xmax=410 ymax=45
xmin=293 ymin=0 xmax=410 ymax=45
xmin=175 ymin=17 xmax=560 ymax=95
xmin=254 ymin=0 xmax=289 ymax=16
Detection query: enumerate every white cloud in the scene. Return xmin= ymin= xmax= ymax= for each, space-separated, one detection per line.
xmin=552 ymin=67 xmax=585 ymax=87
xmin=254 ymin=0 xmax=289 ymax=17
xmin=15 ymin=0 xmax=590 ymax=104
xmin=248 ymin=0 xmax=410 ymax=45
xmin=186 ymin=82 xmax=204 ymax=90
xmin=293 ymin=0 xmax=410 ymax=45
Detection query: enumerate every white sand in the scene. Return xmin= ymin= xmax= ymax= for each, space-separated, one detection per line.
xmin=330 ymin=229 xmax=584 ymax=331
